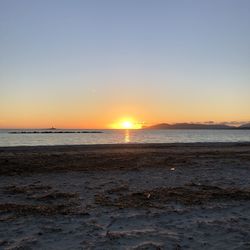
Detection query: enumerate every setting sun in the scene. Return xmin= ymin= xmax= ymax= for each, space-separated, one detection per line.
xmin=110 ymin=118 xmax=142 ymax=129
xmin=121 ymin=121 xmax=133 ymax=129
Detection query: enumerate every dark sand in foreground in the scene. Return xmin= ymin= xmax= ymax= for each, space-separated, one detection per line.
xmin=0 ymin=143 xmax=250 ymax=249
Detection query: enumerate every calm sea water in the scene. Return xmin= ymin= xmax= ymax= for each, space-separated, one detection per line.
xmin=1 ymin=129 xmax=250 ymax=147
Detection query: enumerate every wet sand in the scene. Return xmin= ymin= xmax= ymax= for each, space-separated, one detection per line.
xmin=0 ymin=143 xmax=250 ymax=249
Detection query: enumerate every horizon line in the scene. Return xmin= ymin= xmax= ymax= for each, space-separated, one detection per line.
xmin=1 ymin=121 xmax=250 ymax=130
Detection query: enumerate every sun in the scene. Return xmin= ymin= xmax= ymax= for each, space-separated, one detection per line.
xmin=121 ymin=121 xmax=133 ymax=129
xmin=110 ymin=118 xmax=142 ymax=129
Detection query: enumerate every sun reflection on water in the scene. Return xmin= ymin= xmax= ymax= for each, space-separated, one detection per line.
xmin=124 ymin=129 xmax=130 ymax=143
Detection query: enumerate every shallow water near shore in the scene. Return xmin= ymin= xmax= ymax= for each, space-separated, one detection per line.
xmin=1 ymin=129 xmax=250 ymax=146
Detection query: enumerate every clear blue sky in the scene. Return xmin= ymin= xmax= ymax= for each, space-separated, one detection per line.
xmin=0 ymin=0 xmax=249 ymax=128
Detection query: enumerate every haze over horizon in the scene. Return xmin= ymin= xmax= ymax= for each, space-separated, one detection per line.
xmin=1 ymin=120 xmax=250 ymax=130
xmin=1 ymin=0 xmax=250 ymax=129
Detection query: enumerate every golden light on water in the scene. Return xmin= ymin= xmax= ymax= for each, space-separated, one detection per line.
xmin=124 ymin=129 xmax=130 ymax=143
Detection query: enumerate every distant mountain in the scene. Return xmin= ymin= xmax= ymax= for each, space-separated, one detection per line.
xmin=239 ymin=123 xmax=250 ymax=128
xmin=146 ymin=123 xmax=234 ymax=130
xmin=147 ymin=123 xmax=171 ymax=129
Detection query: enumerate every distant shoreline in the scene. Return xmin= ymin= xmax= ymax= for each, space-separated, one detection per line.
xmin=144 ymin=122 xmax=250 ymax=130
xmin=144 ymin=128 xmax=250 ymax=130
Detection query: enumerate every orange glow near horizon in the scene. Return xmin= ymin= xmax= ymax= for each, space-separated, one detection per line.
xmin=1 ymin=103 xmax=249 ymax=129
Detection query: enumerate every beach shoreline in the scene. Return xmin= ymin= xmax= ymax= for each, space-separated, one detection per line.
xmin=1 ymin=142 xmax=250 ymax=249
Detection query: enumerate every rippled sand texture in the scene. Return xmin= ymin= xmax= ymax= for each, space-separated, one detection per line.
xmin=0 ymin=143 xmax=250 ymax=249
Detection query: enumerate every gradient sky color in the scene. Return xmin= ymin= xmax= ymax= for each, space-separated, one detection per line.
xmin=0 ymin=0 xmax=250 ymax=128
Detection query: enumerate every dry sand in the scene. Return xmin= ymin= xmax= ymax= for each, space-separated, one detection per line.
xmin=0 ymin=143 xmax=250 ymax=249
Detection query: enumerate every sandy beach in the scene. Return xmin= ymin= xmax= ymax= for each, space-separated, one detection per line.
xmin=0 ymin=143 xmax=250 ymax=249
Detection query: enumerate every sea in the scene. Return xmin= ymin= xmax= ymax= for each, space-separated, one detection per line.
xmin=1 ymin=129 xmax=250 ymax=147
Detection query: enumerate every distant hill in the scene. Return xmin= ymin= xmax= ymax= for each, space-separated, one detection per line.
xmin=146 ymin=123 xmax=235 ymax=130
xmin=239 ymin=123 xmax=250 ymax=128
xmin=146 ymin=123 xmax=171 ymax=129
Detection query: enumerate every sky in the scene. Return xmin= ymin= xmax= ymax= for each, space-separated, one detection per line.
xmin=0 ymin=0 xmax=249 ymax=128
